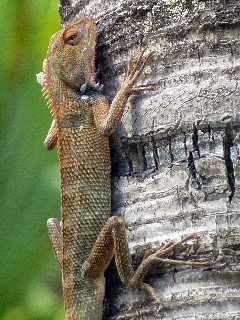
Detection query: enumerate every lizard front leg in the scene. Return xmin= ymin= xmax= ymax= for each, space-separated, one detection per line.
xmin=92 ymin=49 xmax=152 ymax=135
xmin=44 ymin=119 xmax=58 ymax=150
xmin=81 ymin=217 xmax=210 ymax=302
xmin=47 ymin=217 xmax=63 ymax=267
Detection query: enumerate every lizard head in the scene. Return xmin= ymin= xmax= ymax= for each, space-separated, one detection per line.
xmin=40 ymin=16 xmax=96 ymax=115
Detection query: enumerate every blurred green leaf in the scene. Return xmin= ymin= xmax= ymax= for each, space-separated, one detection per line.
xmin=2 ymin=306 xmax=31 ymax=320
xmin=0 ymin=0 xmax=63 ymax=319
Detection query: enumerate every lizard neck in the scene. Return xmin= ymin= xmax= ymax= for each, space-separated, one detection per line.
xmin=42 ymin=55 xmax=96 ymax=118
xmin=42 ymin=59 xmax=77 ymax=117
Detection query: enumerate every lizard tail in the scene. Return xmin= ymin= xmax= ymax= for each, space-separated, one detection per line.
xmin=64 ymin=277 xmax=105 ymax=320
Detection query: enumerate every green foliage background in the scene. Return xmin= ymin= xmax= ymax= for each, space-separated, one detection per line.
xmin=0 ymin=1 xmax=64 ymax=319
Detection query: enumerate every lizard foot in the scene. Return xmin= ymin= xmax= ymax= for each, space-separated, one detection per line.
xmin=124 ymin=49 xmax=162 ymax=95
xmin=124 ymin=48 xmax=152 ymax=90
xmin=127 ymin=233 xmax=211 ymax=302
xmin=130 ymin=233 xmax=210 ymax=298
xmin=131 ymin=83 xmax=161 ymax=94
xmin=143 ymin=233 xmax=199 ymax=260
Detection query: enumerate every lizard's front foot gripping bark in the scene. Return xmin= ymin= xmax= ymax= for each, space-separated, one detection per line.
xmin=123 ymin=48 xmax=153 ymax=95
xmin=81 ymin=217 xmax=212 ymax=304
xmin=124 ymin=49 xmax=160 ymax=94
xmin=126 ymin=49 xmax=151 ymax=83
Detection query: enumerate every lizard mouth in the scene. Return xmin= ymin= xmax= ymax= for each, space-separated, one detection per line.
xmin=66 ymin=17 xmax=96 ymax=88
xmin=83 ymin=47 xmax=96 ymax=85
xmin=81 ymin=17 xmax=96 ymax=86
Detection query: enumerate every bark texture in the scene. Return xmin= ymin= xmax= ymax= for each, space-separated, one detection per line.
xmin=59 ymin=1 xmax=240 ymax=319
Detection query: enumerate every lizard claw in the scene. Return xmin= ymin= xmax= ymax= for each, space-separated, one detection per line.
xmin=131 ymin=83 xmax=160 ymax=94
xmin=125 ymin=48 xmax=152 ymax=87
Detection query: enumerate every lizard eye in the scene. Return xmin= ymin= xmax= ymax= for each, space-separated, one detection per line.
xmin=64 ymin=33 xmax=80 ymax=46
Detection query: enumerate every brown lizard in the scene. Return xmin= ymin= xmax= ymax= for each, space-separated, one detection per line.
xmin=39 ymin=16 xmax=210 ymax=320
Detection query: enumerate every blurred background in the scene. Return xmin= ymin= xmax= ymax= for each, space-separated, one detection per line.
xmin=0 ymin=1 xmax=64 ymax=319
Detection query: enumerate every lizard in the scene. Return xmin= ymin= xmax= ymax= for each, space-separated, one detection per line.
xmin=39 ymin=16 xmax=210 ymax=320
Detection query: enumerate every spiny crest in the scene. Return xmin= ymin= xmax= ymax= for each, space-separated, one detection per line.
xmin=41 ymin=31 xmax=63 ymax=116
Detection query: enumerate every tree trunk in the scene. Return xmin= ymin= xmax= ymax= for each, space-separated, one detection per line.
xmin=59 ymin=0 xmax=240 ymax=319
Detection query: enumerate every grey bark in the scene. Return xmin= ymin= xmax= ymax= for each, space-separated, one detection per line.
xmin=59 ymin=1 xmax=240 ymax=319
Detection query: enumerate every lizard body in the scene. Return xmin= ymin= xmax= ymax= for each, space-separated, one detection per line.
xmin=41 ymin=17 xmax=151 ymax=319
xmin=40 ymin=16 xmax=210 ymax=320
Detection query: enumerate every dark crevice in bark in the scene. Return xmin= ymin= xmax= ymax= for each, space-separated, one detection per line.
xmin=112 ymin=119 xmax=237 ymax=174
xmin=183 ymin=133 xmax=188 ymax=157
xmin=129 ymin=143 xmax=140 ymax=176
xmin=105 ymin=262 xmax=122 ymax=320
xmin=120 ymin=137 xmax=133 ymax=176
xmin=187 ymin=151 xmax=201 ymax=190
xmin=151 ymin=135 xmax=160 ymax=171
xmin=122 ymin=120 xmax=240 ymax=145
xmin=207 ymin=123 xmax=211 ymax=139
xmin=192 ymin=123 xmax=200 ymax=158
xmin=111 ymin=122 xmax=240 ymax=178
xmin=137 ymin=138 xmax=147 ymax=174
xmin=223 ymin=121 xmax=235 ymax=203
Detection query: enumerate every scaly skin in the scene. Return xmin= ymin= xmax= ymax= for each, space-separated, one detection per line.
xmin=40 ymin=17 xmax=152 ymax=319
xmin=44 ymin=18 xmax=111 ymax=319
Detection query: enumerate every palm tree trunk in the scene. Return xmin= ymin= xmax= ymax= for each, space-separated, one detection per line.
xmin=60 ymin=0 xmax=240 ymax=319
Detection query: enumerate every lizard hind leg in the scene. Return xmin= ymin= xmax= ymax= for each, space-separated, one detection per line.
xmin=81 ymin=216 xmax=134 ymax=282
xmin=81 ymin=216 xmax=154 ymax=298
xmin=82 ymin=217 xmax=211 ymax=303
